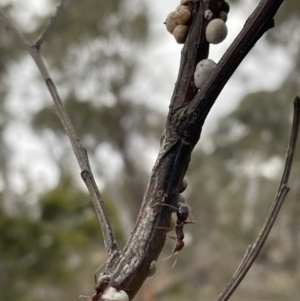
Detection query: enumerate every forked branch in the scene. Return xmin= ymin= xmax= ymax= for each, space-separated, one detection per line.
xmin=0 ymin=6 xmax=118 ymax=255
xmin=35 ymin=0 xmax=66 ymax=49
xmin=1 ymin=0 xmax=293 ymax=300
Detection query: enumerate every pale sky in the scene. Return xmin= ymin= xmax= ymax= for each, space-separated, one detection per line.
xmin=0 ymin=0 xmax=293 ymax=196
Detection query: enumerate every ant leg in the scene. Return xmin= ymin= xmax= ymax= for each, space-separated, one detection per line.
xmin=94 ymin=261 xmax=106 ymax=280
xmin=188 ymin=209 xmax=198 ymax=223
xmin=163 ymin=252 xmax=176 ymax=261
xmin=156 ymin=215 xmax=176 ymax=233
xmin=163 ymin=252 xmax=179 ymax=268
xmin=184 ymin=216 xmax=198 ymax=227
xmin=157 ymin=225 xmax=175 ymax=233
xmin=79 ymin=295 xmax=92 ymax=301
xmin=152 ymin=201 xmax=178 ymax=214
xmin=160 ymin=203 xmax=178 ymax=211
xmin=171 ymin=256 xmax=178 ymax=269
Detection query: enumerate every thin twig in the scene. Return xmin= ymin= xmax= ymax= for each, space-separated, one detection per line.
xmin=216 ymin=96 xmax=300 ymax=301
xmin=35 ymin=0 xmax=65 ymax=49
xmin=0 ymin=9 xmax=118 ymax=255
xmin=278 ymin=96 xmax=300 ymax=188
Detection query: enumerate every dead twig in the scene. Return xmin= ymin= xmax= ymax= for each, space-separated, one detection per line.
xmin=35 ymin=0 xmax=66 ymax=49
xmin=0 ymin=7 xmax=118 ymax=256
xmin=216 ymin=96 xmax=300 ymax=301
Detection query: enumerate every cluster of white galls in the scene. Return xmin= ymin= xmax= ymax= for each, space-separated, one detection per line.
xmin=165 ymin=0 xmax=230 ymax=90
xmin=101 ymin=287 xmax=129 ymax=301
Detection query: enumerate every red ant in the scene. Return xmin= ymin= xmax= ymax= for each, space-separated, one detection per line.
xmin=171 ymin=202 xmax=189 ymax=253
xmin=163 ymin=201 xmax=191 ymax=267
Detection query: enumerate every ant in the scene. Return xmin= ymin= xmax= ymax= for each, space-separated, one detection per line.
xmin=171 ymin=202 xmax=189 ymax=253
xmin=163 ymin=200 xmax=191 ymax=267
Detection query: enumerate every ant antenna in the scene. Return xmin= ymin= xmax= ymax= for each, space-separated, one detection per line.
xmin=162 ymin=252 xmax=179 ymax=268
xmin=171 ymin=256 xmax=178 ymax=268
xmin=95 ymin=261 xmax=106 ymax=279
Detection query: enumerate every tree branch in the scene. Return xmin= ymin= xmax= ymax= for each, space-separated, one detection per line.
xmin=35 ymin=0 xmax=65 ymax=49
xmin=0 ymin=8 xmax=118 ymax=256
xmin=1 ymin=0 xmax=293 ymax=299
xmin=168 ymin=0 xmax=286 ymax=142
xmin=278 ymin=97 xmax=300 ymax=188
xmin=192 ymin=0 xmax=283 ymax=113
xmin=216 ymin=96 xmax=300 ymax=301
xmin=101 ymin=0 xmax=287 ymax=300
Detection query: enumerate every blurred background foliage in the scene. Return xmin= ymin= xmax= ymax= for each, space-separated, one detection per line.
xmin=0 ymin=0 xmax=299 ymax=301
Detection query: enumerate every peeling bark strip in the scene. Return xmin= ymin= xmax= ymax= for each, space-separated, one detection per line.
xmin=103 ymin=0 xmax=286 ymax=299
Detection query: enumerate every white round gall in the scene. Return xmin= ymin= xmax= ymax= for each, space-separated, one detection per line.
xmin=101 ymin=287 xmax=129 ymax=301
xmin=205 ymin=18 xmax=228 ymax=44
xmin=194 ymin=59 xmax=217 ymax=89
